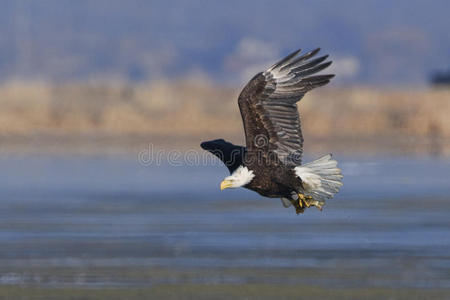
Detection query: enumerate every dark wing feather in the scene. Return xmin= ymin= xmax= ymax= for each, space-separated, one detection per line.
xmin=200 ymin=139 xmax=245 ymax=174
xmin=238 ymin=48 xmax=334 ymax=166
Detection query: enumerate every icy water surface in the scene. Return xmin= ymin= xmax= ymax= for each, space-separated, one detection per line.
xmin=0 ymin=155 xmax=449 ymax=292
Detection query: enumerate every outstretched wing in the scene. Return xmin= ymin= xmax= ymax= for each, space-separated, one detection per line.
xmin=238 ymin=48 xmax=333 ymax=166
xmin=200 ymin=139 xmax=245 ymax=174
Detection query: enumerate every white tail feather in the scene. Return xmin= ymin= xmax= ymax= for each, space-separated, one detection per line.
xmin=295 ymin=154 xmax=343 ymax=203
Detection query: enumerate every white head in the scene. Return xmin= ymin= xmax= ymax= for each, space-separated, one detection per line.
xmin=220 ymin=165 xmax=255 ymax=190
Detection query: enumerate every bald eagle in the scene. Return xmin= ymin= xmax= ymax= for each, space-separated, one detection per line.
xmin=201 ymin=48 xmax=343 ymax=214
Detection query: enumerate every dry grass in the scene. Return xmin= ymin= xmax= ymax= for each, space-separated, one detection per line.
xmin=0 ymin=80 xmax=448 ymax=155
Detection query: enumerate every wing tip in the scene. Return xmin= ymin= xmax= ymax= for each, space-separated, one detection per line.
xmin=304 ymin=48 xmax=321 ymax=60
xmin=322 ymin=60 xmax=333 ymax=68
xmin=268 ymin=48 xmax=302 ymax=72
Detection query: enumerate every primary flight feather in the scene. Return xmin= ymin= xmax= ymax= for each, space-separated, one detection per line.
xmin=201 ymin=47 xmax=343 ymax=214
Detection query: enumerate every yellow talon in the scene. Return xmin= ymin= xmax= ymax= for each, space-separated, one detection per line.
xmin=298 ymin=193 xmax=305 ymax=207
xmin=295 ymin=193 xmax=324 ymax=214
xmin=297 ymin=194 xmax=324 ymax=211
xmin=314 ymin=200 xmax=324 ymax=211
xmin=304 ymin=195 xmax=313 ymax=207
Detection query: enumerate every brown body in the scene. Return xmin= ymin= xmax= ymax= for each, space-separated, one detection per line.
xmin=244 ymin=158 xmax=301 ymax=198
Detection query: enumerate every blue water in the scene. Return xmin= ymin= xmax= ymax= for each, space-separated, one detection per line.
xmin=0 ymin=155 xmax=449 ymax=288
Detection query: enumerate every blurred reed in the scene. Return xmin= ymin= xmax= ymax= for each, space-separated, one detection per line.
xmin=0 ymin=80 xmax=448 ymax=156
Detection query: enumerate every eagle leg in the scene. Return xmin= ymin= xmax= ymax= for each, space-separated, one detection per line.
xmin=306 ymin=198 xmax=325 ymax=211
xmin=288 ymin=193 xmax=304 ymax=214
xmin=297 ymin=193 xmax=312 ymax=208
xmin=298 ymin=193 xmax=324 ymax=212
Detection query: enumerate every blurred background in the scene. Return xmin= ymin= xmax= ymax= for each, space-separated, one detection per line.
xmin=0 ymin=0 xmax=450 ymax=299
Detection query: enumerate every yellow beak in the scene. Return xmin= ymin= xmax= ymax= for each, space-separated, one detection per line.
xmin=220 ymin=179 xmax=233 ymax=191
